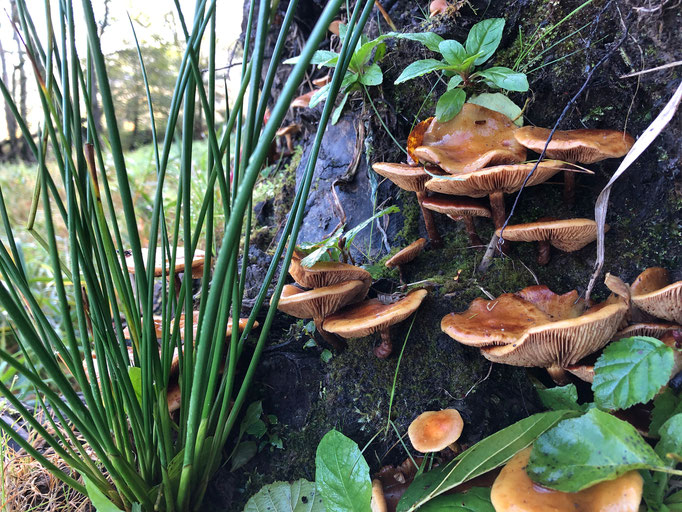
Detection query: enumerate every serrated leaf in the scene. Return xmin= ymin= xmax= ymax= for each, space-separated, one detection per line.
xmin=656 ymin=414 xmax=682 ymax=466
xmin=536 ymin=384 xmax=585 ymax=412
xmin=315 ymin=430 xmax=371 ymax=512
xmin=436 ymin=88 xmax=466 ymax=122
xmin=476 ymin=67 xmax=528 ymax=91
xmin=394 ymin=59 xmax=446 ymax=84
xmin=244 ymin=479 xmax=325 ymax=512
xmin=438 ymin=40 xmax=467 ymax=67
xmin=467 ymin=93 xmax=523 ymax=126
xmin=593 ymin=336 xmax=675 ymax=410
xmin=447 ymin=75 xmax=463 ymax=91
xmin=397 ymin=410 xmax=577 ymax=511
xmin=84 ymin=476 xmax=125 ymax=512
xmin=359 ymin=63 xmax=383 ymax=86
xmin=528 ymin=408 xmax=665 ymax=492
xmin=396 ymin=32 xmax=445 ymax=52
xmin=231 ymin=441 xmax=258 ymax=471
xmin=416 ymin=487 xmax=494 ymax=511
xmin=465 ymin=18 xmax=505 ymax=66
xmin=651 ymin=389 xmax=682 ymax=437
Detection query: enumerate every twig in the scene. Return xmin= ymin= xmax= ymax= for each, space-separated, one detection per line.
xmin=619 ymin=60 xmax=682 ymax=79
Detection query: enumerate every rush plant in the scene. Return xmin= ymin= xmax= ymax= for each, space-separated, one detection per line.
xmin=0 ymin=0 xmax=376 ymax=510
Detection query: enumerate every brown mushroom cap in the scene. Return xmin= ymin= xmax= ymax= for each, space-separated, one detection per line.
xmin=514 ymin=127 xmax=635 ymax=164
xmin=630 ymin=267 xmax=682 ymax=323
xmin=385 ymin=238 xmax=426 ymax=269
xmin=276 ymin=123 xmax=301 ymax=137
xmin=127 ymin=247 xmax=205 ymax=278
xmin=323 ymin=289 xmax=428 ymax=338
xmin=491 ymin=447 xmax=643 ymax=512
xmin=312 ymin=75 xmax=331 ymax=87
xmin=277 ymin=280 xmax=369 ymax=320
xmin=406 ymin=117 xmax=434 ymax=165
xmin=421 ymin=195 xmax=491 ymax=219
xmin=424 ymin=160 xmax=566 ymax=197
xmin=413 ymin=103 xmax=527 ymax=174
xmin=372 ymin=162 xmax=431 ymax=193
xmin=613 ymin=322 xmax=681 ymax=341
xmin=407 ymin=409 xmax=464 ymax=453
xmin=291 ymin=90 xmax=316 ymax=108
xmin=495 ymin=218 xmax=602 ymax=252
xmin=565 ymin=363 xmax=595 ymax=383
xmin=289 ymin=255 xmax=372 ymax=289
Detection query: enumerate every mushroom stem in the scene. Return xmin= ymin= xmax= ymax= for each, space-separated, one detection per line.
xmin=488 ymin=192 xmax=510 ymax=254
xmin=416 ymin=191 xmax=442 ymax=248
xmin=462 ymin=216 xmax=484 ymax=247
xmin=314 ymin=318 xmax=345 ymax=352
xmin=547 ymin=365 xmax=570 ymax=385
xmin=374 ymin=328 xmax=393 ymax=358
xmin=537 ymin=240 xmax=551 ymax=266
xmin=563 ymin=171 xmax=575 ymax=207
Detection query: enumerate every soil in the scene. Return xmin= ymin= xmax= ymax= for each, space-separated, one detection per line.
xmin=203 ymin=0 xmax=682 ymax=509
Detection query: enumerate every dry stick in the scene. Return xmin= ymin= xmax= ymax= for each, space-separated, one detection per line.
xmin=619 ymin=60 xmax=682 ymax=79
xmin=478 ymin=19 xmax=628 ymax=273
xmin=585 ymin=80 xmax=682 ymax=301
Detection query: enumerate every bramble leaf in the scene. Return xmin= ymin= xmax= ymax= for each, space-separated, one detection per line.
xmin=536 ymin=383 xmax=585 ymax=412
xmin=244 ymin=479 xmax=325 ymax=512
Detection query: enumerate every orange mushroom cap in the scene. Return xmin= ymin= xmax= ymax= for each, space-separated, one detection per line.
xmin=385 ymin=238 xmax=426 ymax=269
xmin=630 ymin=267 xmax=682 ymax=323
xmin=277 ymin=280 xmax=370 ymax=320
xmin=289 ymin=255 xmax=372 ymax=289
xmin=126 ymin=247 xmax=205 ymax=278
xmin=421 ymin=195 xmax=492 ymax=219
xmin=407 ymin=409 xmax=464 ymax=453
xmin=496 ymin=218 xmax=603 ymax=252
xmin=372 ymin=162 xmax=432 ymax=193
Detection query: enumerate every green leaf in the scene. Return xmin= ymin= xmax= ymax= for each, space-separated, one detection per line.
xmin=536 ymin=384 xmax=585 ymax=412
xmin=240 ymin=401 xmax=264 ymax=436
xmin=394 ymin=59 xmax=446 ymax=84
xmin=438 ymin=40 xmax=467 ymax=67
xmin=528 ymin=408 xmax=665 ymax=492
xmin=465 ymin=18 xmax=505 ymax=66
xmin=656 ymin=414 xmax=682 ymax=466
xmin=343 ymin=205 xmax=399 ymax=247
xmin=315 ymin=430 xmax=371 ymax=512
xmin=285 ymin=50 xmax=339 ymax=66
xmin=127 ymin=367 xmax=142 ymax=406
xmin=84 ymin=476 xmax=125 ymax=512
xmin=244 ymin=479 xmax=326 ymax=512
xmin=359 ymin=63 xmax=383 ymax=86
xmin=374 ymin=42 xmax=387 ymax=63
xmin=351 ymin=35 xmax=391 ymax=70
xmin=416 ymin=487 xmax=494 ymax=511
xmin=396 ymin=32 xmax=445 ymax=52
xmin=397 ymin=410 xmax=577 ymax=511
xmin=651 ymin=389 xmax=682 ymax=437
xmin=667 ymin=489 xmax=682 ymax=506
xmin=309 ymin=84 xmax=332 ymax=108
xmin=476 ymin=67 xmax=529 ymax=91
xmin=332 ymin=93 xmax=350 ymax=125
xmin=593 ymin=336 xmax=675 ymax=410
xmin=231 ymin=441 xmax=258 ymax=471
xmin=320 ymin=349 xmax=333 ymax=363
xmin=436 ymin=88 xmax=466 ymax=122
xmin=467 ymin=93 xmax=523 ymax=126
xmin=447 ymin=76 xmax=463 ymax=90
xmin=299 ymin=226 xmax=345 ymax=267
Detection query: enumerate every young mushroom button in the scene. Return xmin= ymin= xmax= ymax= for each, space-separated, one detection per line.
xmin=407 ymin=409 xmax=464 ymax=453
xmin=323 ymin=289 xmax=428 ymax=358
xmin=385 ymin=238 xmax=426 ymax=283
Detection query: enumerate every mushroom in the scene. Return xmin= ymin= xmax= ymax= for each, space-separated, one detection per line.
xmin=312 ymin=75 xmax=331 ymax=87
xmin=407 ymin=409 xmax=464 ymax=453
xmin=514 ymin=126 xmax=635 ymax=205
xmin=429 ymin=0 xmax=448 ymax=16
xmin=323 ymin=288 xmax=428 ymax=358
xmin=495 ymin=218 xmax=604 ymax=265
xmin=275 ymin=123 xmax=300 ymax=155
xmin=371 ymin=479 xmax=388 ymax=512
xmin=441 ymin=275 xmax=630 ymax=383
xmin=491 ymin=447 xmax=643 ymax=512
xmin=288 ymin=252 xmax=372 ymax=289
xmin=630 ymin=267 xmax=682 ymax=323
xmin=291 ymin=89 xmax=317 ymax=109
xmin=328 ymin=20 xmax=341 ymax=36
xmin=421 ymin=195 xmax=491 ymax=246
xmin=372 ymin=162 xmax=443 ymax=247
xmin=412 ymin=104 xmax=527 ymax=174
xmin=277 ymin=280 xmax=370 ymax=350
xmin=385 ymin=238 xmax=426 ymax=283
xmin=425 ymin=160 xmax=569 ymax=253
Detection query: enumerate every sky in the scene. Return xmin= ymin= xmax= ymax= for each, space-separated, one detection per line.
xmin=0 ymin=0 xmax=244 ymax=138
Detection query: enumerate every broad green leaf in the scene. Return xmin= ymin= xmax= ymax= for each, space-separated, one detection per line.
xmin=417 ymin=487 xmax=494 ymax=511
xmin=459 ymin=53 xmax=483 ymax=73
xmin=394 ymin=59 xmax=446 ymax=84
xmin=593 ymin=336 xmax=675 ymax=410
xmin=309 ymin=84 xmax=332 ymax=108
xmin=231 ymin=441 xmax=257 ymax=471
xmin=84 ymin=476 xmax=125 ymax=512
xmin=656 ymin=414 xmax=682 ymax=466
xmin=396 ymin=32 xmax=445 ymax=52
xmin=528 ymin=408 xmax=664 ymax=492
xmin=467 ymin=94 xmax=523 ymax=126
xmin=374 ymin=42 xmax=387 ymax=63
xmin=315 ymin=430 xmax=371 ymax=512
xmin=667 ymin=489 xmax=682 ymax=505
xmin=465 ymin=18 xmax=505 ymax=66
xmin=447 ymin=75 xmax=463 ymax=91
xmin=240 ymin=401 xmax=264 ymax=436
xmin=359 ymin=63 xmax=383 ymax=86
xmin=332 ymin=93 xmax=350 ymax=125
xmin=651 ymin=388 xmax=682 ymax=436
xmin=244 ymin=479 xmax=325 ymax=512
xmin=343 ymin=205 xmax=398 ymax=247
xmin=438 ymin=40 xmax=467 ymax=67
xmin=127 ymin=367 xmax=142 ymax=406
xmin=299 ymin=226 xmax=345 ymax=267
xmin=476 ymin=67 xmax=528 ymax=92
xmin=536 ymin=383 xmax=585 ymax=412
xmin=285 ymin=50 xmax=339 ymax=66
xmin=351 ymin=35 xmax=390 ymax=70
xmin=436 ymin=88 xmax=466 ymax=122
xmin=397 ymin=410 xmax=577 ymax=511
xmin=167 ymin=448 xmax=185 ymax=489
xmin=341 ymin=72 xmax=359 ymax=90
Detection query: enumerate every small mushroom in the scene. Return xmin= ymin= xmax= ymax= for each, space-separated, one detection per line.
xmin=429 ymin=0 xmax=448 ymax=16
xmin=421 ymin=195 xmax=491 ymax=246
xmin=514 ymin=126 xmax=635 ymax=206
xmin=312 ymin=75 xmax=331 ymax=87
xmin=413 ymin=104 xmax=527 ymax=174
xmin=328 ymin=20 xmax=341 ymax=36
xmin=495 ymin=218 xmax=604 ymax=265
xmin=288 ymin=252 xmax=372 ymax=289
xmin=373 ymin=162 xmax=443 ymax=247
xmin=385 ymin=238 xmax=426 ymax=283
xmin=407 ymin=409 xmax=464 ymax=453
xmin=277 ymin=280 xmax=370 ymax=350
xmin=370 ymin=479 xmax=388 ymax=512
xmin=491 ymin=447 xmax=643 ymax=512
xmin=275 ymin=123 xmax=300 ymax=155
xmin=630 ymin=267 xmax=682 ymax=323
xmin=291 ymin=89 xmax=317 ymax=109
xmin=324 ymin=289 xmax=428 ymax=358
